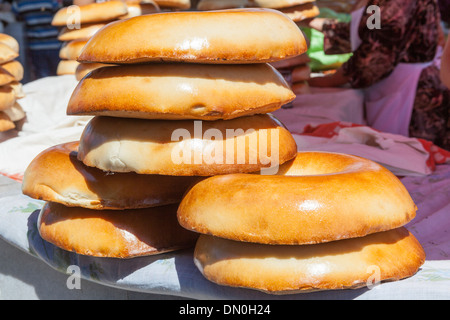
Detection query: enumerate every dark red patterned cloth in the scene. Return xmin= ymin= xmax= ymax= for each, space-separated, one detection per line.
xmin=322 ymin=0 xmax=449 ymax=150
xmin=439 ymin=0 xmax=450 ymax=24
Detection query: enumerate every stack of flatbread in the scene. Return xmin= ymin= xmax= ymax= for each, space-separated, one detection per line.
xmin=0 ymin=33 xmax=26 ymax=133
xmin=53 ymin=0 xmax=160 ymax=79
xmin=197 ymin=0 xmax=320 ymax=23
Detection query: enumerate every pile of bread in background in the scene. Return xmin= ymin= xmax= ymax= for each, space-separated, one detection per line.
xmin=196 ymin=0 xmax=319 ymax=23
xmin=53 ymin=0 xmax=161 ymax=79
xmin=22 ymin=8 xmax=426 ymax=295
xmin=0 ymin=33 xmax=25 ymax=133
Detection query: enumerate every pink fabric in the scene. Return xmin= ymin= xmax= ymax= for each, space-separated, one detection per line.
xmin=350 ymin=6 xmax=434 ymax=137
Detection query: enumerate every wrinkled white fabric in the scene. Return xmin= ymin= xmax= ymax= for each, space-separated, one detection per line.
xmin=0 ymin=75 xmax=91 ymax=178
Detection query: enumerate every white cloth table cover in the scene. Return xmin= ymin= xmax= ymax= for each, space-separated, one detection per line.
xmin=0 ymin=76 xmax=449 ymax=300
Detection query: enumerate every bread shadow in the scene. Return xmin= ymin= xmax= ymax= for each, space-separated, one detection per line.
xmin=67 ymin=147 xmax=204 ymax=208
xmin=26 ymin=207 xmax=198 ymax=292
xmin=87 ymin=62 xmax=280 ymax=85
xmin=172 ymin=245 xmax=372 ymax=300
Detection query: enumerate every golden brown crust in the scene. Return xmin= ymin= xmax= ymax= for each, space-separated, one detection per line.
xmin=154 ymin=0 xmax=191 ymax=9
xmin=77 ymin=114 xmax=298 ymax=176
xmin=0 ymin=111 xmax=14 ymax=132
xmin=58 ymin=23 xmax=106 ymax=42
xmin=194 ymin=228 xmax=426 ymax=294
xmin=120 ymin=2 xmax=160 ymax=19
xmin=178 ymin=152 xmax=417 ymax=244
xmin=59 ymin=39 xmax=88 ymax=60
xmin=0 ymin=43 xmax=19 ymax=64
xmin=52 ymin=1 xmax=128 ymax=26
xmin=0 ymin=34 xmax=19 ymax=53
xmin=67 ymin=63 xmax=295 ymax=120
xmin=0 ymin=60 xmax=24 ymax=82
xmin=22 ymin=141 xmax=203 ymax=210
xmin=77 ymin=9 xmax=307 ymax=64
xmin=0 ymin=85 xmax=16 ymax=111
xmin=279 ymin=3 xmax=320 ymax=22
xmin=57 ymin=60 xmax=80 ymax=75
xmin=0 ymin=66 xmax=15 ymax=86
xmin=75 ymin=62 xmax=113 ymax=81
xmin=38 ymin=202 xmax=199 ymax=258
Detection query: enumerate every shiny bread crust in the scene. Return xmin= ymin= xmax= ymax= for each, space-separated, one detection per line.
xmin=77 ymin=9 xmax=308 ymax=64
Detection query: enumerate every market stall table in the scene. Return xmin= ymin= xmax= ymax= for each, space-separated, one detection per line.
xmin=0 ymin=165 xmax=449 ymax=300
xmin=0 ymin=75 xmax=449 ymax=299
